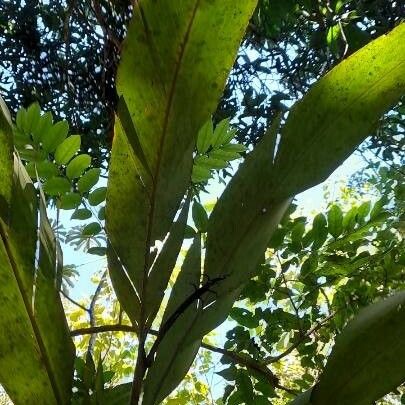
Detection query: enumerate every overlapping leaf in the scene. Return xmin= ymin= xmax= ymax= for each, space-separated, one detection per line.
xmin=0 ymin=98 xmax=75 ymax=404
xmin=291 ymin=292 xmax=405 ymax=404
xmin=160 ymin=23 xmax=405 ymax=386
xmin=105 ymin=6 xmax=404 ymax=404
xmin=272 ymin=22 xmax=405 ymax=199
xmin=143 ymin=236 xmax=203 ymax=405
xmin=106 ymin=0 xmax=258 ymax=327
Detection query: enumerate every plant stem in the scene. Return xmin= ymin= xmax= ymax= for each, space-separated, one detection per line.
xmin=131 ymin=333 xmax=147 ymax=405
xmin=71 ymin=324 xmax=296 ymax=394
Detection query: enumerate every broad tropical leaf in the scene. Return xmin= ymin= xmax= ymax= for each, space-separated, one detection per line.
xmin=272 ymin=22 xmax=405 ymax=199
xmin=293 ymin=292 xmax=405 ymax=404
xmin=144 ymin=197 xmax=190 ymax=325
xmin=160 ymin=22 xmax=405 ymax=383
xmin=291 ymin=389 xmax=313 ymax=405
xmin=0 ymin=97 xmax=13 ymax=213
xmin=105 ymin=5 xmax=404 ymax=404
xmin=0 ymin=98 xmax=75 ymax=404
xmin=106 ymin=0 xmax=258 ymax=326
xmin=102 ymin=383 xmax=132 ymax=405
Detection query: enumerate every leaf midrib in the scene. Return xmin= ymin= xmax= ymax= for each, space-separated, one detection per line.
xmin=139 ymin=0 xmax=201 ymax=309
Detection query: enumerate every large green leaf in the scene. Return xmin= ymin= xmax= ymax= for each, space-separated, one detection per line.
xmin=310 ymin=292 xmax=405 ymax=404
xmin=272 ymin=22 xmax=405 ymax=199
xmin=0 ymin=97 xmax=13 ymax=214
xmin=144 ymin=197 xmax=190 ymax=325
xmin=290 ymin=389 xmax=313 ymax=405
xmin=107 ymin=244 xmax=141 ymax=329
xmin=105 ymin=7 xmax=404 ymax=405
xmin=106 ymin=0 xmax=258 ymax=322
xmin=0 ymin=101 xmax=75 ymax=404
xmin=166 ymin=22 xmax=405 ymax=376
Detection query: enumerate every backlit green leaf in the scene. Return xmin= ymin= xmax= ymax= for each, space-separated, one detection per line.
xmin=58 ymin=192 xmax=81 ymax=210
xmin=106 ymin=0 xmax=258 ymax=314
xmin=192 ymin=164 xmax=211 ymax=183
xmin=230 ymin=308 xmax=259 ymax=329
xmin=196 ymin=119 xmax=214 ymax=154
xmin=145 ymin=198 xmax=190 ymax=326
xmin=42 ymin=120 xmax=69 ymax=152
xmin=88 ymin=187 xmax=107 ymax=206
xmin=171 ymin=23 xmax=405 ymax=376
xmin=0 ymin=97 xmax=13 ymax=214
xmin=0 ymin=151 xmax=74 ymax=402
xmin=66 ymin=154 xmax=91 ymax=179
xmin=88 ymin=247 xmax=107 ymax=256
xmin=143 ymin=237 xmax=202 ymax=405
xmin=77 ymin=168 xmax=100 ymax=193
xmin=98 ymin=206 xmax=106 ymax=221
xmin=192 ymin=201 xmax=208 ymax=232
xmin=82 ymin=222 xmax=102 ymax=237
xmin=25 ymin=103 xmax=41 ymax=133
xmin=311 ymin=292 xmax=405 ymax=405
xmin=272 ymin=23 xmax=405 ymax=200
xmin=212 ymin=118 xmax=234 ymax=147
xmin=43 ymin=177 xmax=71 ymax=196
xmin=32 ymin=111 xmax=53 ymax=145
xmin=195 ymin=155 xmax=228 ymax=170
xmin=16 ymin=106 xmax=29 ymax=133
xmin=327 ymin=205 xmax=343 ymax=239
xmin=71 ymin=208 xmax=92 ymax=220
xmin=210 ymin=149 xmax=241 ymax=161
xmin=26 ymin=161 xmax=59 ymax=180
xmin=55 ymin=135 xmax=81 ymax=165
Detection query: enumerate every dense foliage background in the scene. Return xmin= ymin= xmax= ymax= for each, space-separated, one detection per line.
xmin=1 ymin=1 xmax=403 ymax=162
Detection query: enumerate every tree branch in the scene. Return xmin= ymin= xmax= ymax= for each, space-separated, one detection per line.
xmin=70 ymin=323 xmax=297 ymax=395
xmin=87 ymin=270 xmax=108 ymax=356
xmin=146 ymin=275 xmax=226 ymax=366
xmin=60 ymin=290 xmax=90 ymax=313
xmin=264 ymin=311 xmax=336 ymax=364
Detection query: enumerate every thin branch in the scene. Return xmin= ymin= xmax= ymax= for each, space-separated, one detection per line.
xmin=277 ymin=252 xmax=305 ymax=336
xmin=70 ymin=324 xmax=297 ymax=395
xmin=60 ymin=290 xmax=90 ymax=313
xmin=71 ymin=324 xmax=136 ymax=336
xmin=146 ymin=276 xmax=226 ymax=366
xmin=87 ymin=270 xmax=108 ymax=355
xmin=281 ymin=271 xmax=304 ymax=335
xmin=201 ymin=341 xmax=278 ymax=386
xmin=264 ymin=311 xmax=336 ymax=364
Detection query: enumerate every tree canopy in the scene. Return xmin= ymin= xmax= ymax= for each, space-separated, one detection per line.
xmin=0 ymin=1 xmax=403 ymax=161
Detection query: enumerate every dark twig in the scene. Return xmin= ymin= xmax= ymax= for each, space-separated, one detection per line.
xmin=90 ymin=0 xmax=122 ymax=50
xmin=264 ymin=312 xmax=336 ymax=364
xmin=71 ymin=324 xmax=136 ymax=336
xmin=60 ymin=290 xmax=90 ymax=314
xmin=70 ymin=324 xmax=297 ymax=394
xmin=146 ymin=276 xmax=226 ymax=366
xmin=87 ymin=270 xmax=108 ymax=356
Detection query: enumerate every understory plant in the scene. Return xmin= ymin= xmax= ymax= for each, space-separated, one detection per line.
xmin=0 ymin=1 xmax=404 ymax=404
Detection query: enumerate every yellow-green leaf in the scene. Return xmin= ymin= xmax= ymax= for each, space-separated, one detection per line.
xmin=106 ymin=0 xmax=258 ymax=312
xmin=311 ymin=292 xmax=405 ymax=405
